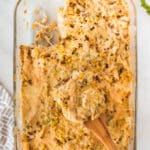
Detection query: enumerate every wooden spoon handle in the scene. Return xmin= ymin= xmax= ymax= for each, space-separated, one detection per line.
xmin=85 ymin=117 xmax=117 ymax=150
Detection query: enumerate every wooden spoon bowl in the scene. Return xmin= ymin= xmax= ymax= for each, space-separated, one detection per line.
xmin=85 ymin=117 xmax=117 ymax=150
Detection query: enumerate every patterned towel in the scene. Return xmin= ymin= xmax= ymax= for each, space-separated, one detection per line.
xmin=0 ymin=84 xmax=14 ymax=150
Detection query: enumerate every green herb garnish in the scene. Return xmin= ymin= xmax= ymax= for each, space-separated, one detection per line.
xmin=141 ymin=0 xmax=150 ymax=14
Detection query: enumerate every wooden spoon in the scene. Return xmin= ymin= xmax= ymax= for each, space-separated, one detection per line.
xmin=85 ymin=117 xmax=117 ymax=150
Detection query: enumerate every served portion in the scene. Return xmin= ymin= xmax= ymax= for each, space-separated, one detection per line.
xmin=20 ymin=0 xmax=133 ymax=149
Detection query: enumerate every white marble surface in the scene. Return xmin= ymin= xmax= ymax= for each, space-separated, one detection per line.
xmin=0 ymin=0 xmax=150 ymax=149
xmin=0 ymin=0 xmax=15 ymax=94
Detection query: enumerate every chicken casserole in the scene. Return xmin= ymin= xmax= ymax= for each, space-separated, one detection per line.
xmin=19 ymin=0 xmax=134 ymax=149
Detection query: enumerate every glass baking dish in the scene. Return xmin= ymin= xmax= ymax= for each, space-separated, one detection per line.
xmin=13 ymin=0 xmax=137 ymax=149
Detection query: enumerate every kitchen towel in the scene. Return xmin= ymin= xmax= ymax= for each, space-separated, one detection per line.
xmin=0 ymin=84 xmax=14 ymax=150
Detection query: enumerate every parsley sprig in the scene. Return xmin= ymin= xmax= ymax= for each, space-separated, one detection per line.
xmin=141 ymin=0 xmax=150 ymax=14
